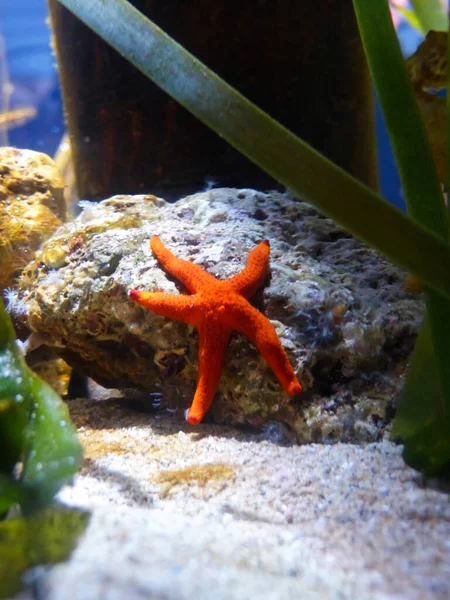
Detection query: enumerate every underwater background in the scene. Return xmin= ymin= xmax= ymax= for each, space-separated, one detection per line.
xmin=1 ymin=0 xmax=423 ymax=211
xmin=1 ymin=2 xmax=449 ymax=597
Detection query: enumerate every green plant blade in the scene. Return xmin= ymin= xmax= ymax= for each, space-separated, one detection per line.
xmin=391 ymin=315 xmax=442 ymax=441
xmin=402 ymin=417 xmax=450 ymax=477
xmin=0 ymin=477 xmax=28 ymax=514
xmin=448 ymin=18 xmax=450 ymax=194
xmin=20 ymin=371 xmax=84 ymax=510
xmin=353 ymin=0 xmax=450 ymax=476
xmin=410 ymin=0 xmax=448 ymax=33
xmin=0 ymin=299 xmax=82 ymax=513
xmin=53 ymin=0 xmax=450 ymax=301
xmin=0 ymin=505 xmax=89 ymax=598
xmin=353 ymin=0 xmax=446 ymax=235
xmin=390 ymin=4 xmax=422 ymax=32
xmin=0 ymin=299 xmax=16 ymax=345
xmin=0 ymin=398 xmax=27 ymax=475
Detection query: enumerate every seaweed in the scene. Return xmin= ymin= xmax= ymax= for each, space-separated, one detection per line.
xmin=0 ymin=297 xmax=82 ymax=513
xmin=0 ymin=505 xmax=89 ymax=598
xmin=0 ymin=297 xmax=85 ymax=594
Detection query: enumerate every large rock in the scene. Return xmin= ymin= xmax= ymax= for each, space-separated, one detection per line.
xmin=0 ymin=147 xmax=66 ymax=290
xmin=15 ymin=188 xmax=423 ymax=441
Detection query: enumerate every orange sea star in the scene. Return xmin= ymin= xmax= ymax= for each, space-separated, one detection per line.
xmin=129 ymin=236 xmax=302 ymax=424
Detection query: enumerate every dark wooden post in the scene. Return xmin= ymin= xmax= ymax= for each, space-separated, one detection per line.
xmin=48 ymin=0 xmax=377 ymax=200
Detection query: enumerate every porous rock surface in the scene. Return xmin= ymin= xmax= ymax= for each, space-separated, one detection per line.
xmin=16 ymin=188 xmax=423 ymax=441
xmin=0 ymin=147 xmax=66 ymax=290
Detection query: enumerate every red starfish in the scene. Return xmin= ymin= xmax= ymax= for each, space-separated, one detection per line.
xmin=129 ymin=236 xmax=302 ymax=424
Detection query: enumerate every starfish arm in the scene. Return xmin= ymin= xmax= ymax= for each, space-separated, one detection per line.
xmin=227 ymin=300 xmax=302 ymax=396
xmin=227 ymin=240 xmax=270 ymax=299
xmin=186 ymin=320 xmax=231 ymax=424
xmin=129 ymin=290 xmax=198 ymax=325
xmin=150 ymin=236 xmax=217 ymax=293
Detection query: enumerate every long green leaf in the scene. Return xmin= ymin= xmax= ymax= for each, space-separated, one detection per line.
xmin=353 ymin=0 xmax=450 ymax=474
xmin=448 ymin=18 xmax=450 ymax=194
xmin=410 ymin=0 xmax=447 ymax=33
xmin=391 ymin=315 xmax=442 ymax=440
xmin=353 ymin=1 xmax=446 ymax=234
xmin=53 ymin=0 xmax=450 ymax=301
xmin=391 ymin=4 xmax=422 ymax=32
xmin=402 ymin=417 xmax=450 ymax=477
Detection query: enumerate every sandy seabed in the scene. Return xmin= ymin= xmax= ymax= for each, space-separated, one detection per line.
xmin=14 ymin=396 xmax=450 ymax=600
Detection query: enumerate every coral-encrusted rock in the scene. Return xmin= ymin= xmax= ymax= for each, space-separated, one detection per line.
xmin=0 ymin=147 xmax=66 ymax=289
xmin=16 ymin=189 xmax=424 ymax=441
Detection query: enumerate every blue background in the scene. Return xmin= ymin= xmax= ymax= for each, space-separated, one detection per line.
xmin=0 ymin=0 xmax=424 ymax=209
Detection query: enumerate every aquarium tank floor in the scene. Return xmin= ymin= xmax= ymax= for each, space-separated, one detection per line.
xmin=12 ymin=393 xmax=450 ymax=600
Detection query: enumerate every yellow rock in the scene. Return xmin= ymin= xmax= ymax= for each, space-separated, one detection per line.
xmin=0 ymin=147 xmax=67 ymax=290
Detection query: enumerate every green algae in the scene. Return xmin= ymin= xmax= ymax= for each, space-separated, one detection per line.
xmin=0 ymin=298 xmax=85 ymax=595
xmin=0 ymin=505 xmax=89 ymax=598
xmin=0 ymin=298 xmax=82 ymax=514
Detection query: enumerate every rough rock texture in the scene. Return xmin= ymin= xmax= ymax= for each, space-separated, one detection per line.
xmin=14 ymin=397 xmax=450 ymax=600
xmin=16 ymin=189 xmax=424 ymax=441
xmin=0 ymin=147 xmax=66 ymax=290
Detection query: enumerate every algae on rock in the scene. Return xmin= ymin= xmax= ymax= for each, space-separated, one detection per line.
xmin=15 ymin=188 xmax=424 ymax=442
xmin=0 ymin=147 xmax=66 ymax=291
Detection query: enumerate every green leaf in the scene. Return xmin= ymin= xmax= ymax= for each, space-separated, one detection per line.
xmin=391 ymin=315 xmax=442 ymax=441
xmin=0 ymin=398 xmax=27 ymax=475
xmin=0 ymin=477 xmax=29 ymax=514
xmin=0 ymin=299 xmax=82 ymax=514
xmin=410 ymin=0 xmax=448 ymax=33
xmin=353 ymin=0 xmax=446 ymax=234
xmin=390 ymin=4 xmax=422 ymax=33
xmin=447 ymin=17 xmax=450 ymax=193
xmin=402 ymin=418 xmax=450 ymax=477
xmin=0 ymin=300 xmax=16 ymax=347
xmin=0 ymin=505 xmax=89 ymax=598
xmin=353 ymin=0 xmax=450 ymax=477
xmin=0 ymin=518 xmax=27 ymax=598
xmin=20 ymin=372 xmax=83 ymax=511
xmin=53 ymin=0 xmax=450 ymax=301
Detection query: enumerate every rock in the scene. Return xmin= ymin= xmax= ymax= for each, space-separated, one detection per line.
xmin=0 ymin=147 xmax=66 ymax=290
xmin=416 ymin=92 xmax=446 ymax=183
xmin=405 ymin=31 xmax=447 ymax=182
xmin=406 ymin=30 xmax=447 ymax=91
xmin=16 ymin=188 xmax=424 ymax=441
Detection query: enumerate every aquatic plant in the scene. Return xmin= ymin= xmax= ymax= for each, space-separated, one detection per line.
xmin=352 ymin=1 xmax=449 ymax=477
xmin=0 ymin=296 xmax=85 ymax=594
xmin=390 ymin=0 xmax=447 ymax=33
xmin=51 ymin=0 xmax=448 ymax=475
xmin=0 ymin=296 xmax=82 ymax=511
xmin=0 ymin=504 xmax=89 ymax=598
